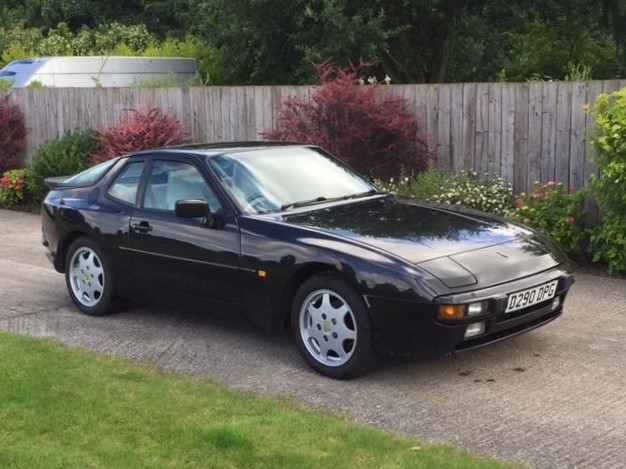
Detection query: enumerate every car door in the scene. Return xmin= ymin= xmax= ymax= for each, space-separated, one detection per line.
xmin=125 ymin=156 xmax=241 ymax=305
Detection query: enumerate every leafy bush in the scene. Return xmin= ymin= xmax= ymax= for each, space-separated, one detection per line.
xmin=0 ymin=94 xmax=26 ymax=172
xmin=375 ymin=166 xmax=448 ymax=200
xmin=0 ymin=169 xmax=27 ymax=206
xmin=587 ymin=90 xmax=626 ymax=217
xmin=263 ymin=62 xmax=430 ymax=180
xmin=25 ymin=80 xmax=44 ymax=89
xmin=0 ymin=23 xmax=152 ymax=64
xmin=142 ymin=35 xmax=219 ymax=84
xmin=87 ymin=23 xmax=153 ymax=55
xmin=0 ymin=24 xmax=42 ymax=67
xmin=589 ymin=217 xmax=626 ymax=274
xmin=512 ymin=181 xmax=588 ymax=255
xmin=403 ymin=166 xmax=451 ymax=201
xmin=27 ymin=129 xmax=100 ymax=203
xmin=90 ymin=107 xmax=185 ymax=165
xmin=376 ymin=167 xmax=514 ymax=217
xmin=587 ymin=88 xmax=626 ymax=273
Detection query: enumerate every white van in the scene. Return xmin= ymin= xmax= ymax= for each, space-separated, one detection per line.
xmin=0 ymin=56 xmax=200 ymax=87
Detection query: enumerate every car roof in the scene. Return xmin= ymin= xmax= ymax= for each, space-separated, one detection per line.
xmin=129 ymin=141 xmax=311 ymax=158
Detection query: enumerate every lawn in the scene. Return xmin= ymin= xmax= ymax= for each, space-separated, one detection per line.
xmin=0 ymin=331 xmax=526 ymax=469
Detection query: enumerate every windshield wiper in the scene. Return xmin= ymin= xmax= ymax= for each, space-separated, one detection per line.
xmin=344 ymin=189 xmax=381 ymax=199
xmin=281 ymin=196 xmax=336 ymax=211
xmin=280 ymin=189 xmax=381 ymax=211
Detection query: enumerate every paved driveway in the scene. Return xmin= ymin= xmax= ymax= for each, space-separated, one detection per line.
xmin=1 ymin=209 xmax=624 ymax=469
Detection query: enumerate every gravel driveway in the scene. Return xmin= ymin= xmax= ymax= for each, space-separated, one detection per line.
xmin=1 ymin=209 xmax=624 ymax=469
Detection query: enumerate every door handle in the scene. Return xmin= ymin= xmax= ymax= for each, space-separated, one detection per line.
xmin=131 ymin=221 xmax=153 ymax=233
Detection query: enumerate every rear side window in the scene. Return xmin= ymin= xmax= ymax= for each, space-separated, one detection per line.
xmin=107 ymin=161 xmax=145 ymax=206
xmin=63 ymin=158 xmax=119 ymax=186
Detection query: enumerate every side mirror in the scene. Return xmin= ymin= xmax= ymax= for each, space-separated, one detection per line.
xmin=175 ymin=199 xmax=209 ymax=218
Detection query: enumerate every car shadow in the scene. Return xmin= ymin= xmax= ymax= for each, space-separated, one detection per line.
xmin=102 ymin=299 xmax=552 ymax=387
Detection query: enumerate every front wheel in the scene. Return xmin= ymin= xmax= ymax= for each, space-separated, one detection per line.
xmin=65 ymin=237 xmax=119 ymax=316
xmin=292 ymin=273 xmax=377 ymax=379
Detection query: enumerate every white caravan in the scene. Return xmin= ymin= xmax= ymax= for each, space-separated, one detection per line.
xmin=0 ymin=56 xmax=199 ymax=87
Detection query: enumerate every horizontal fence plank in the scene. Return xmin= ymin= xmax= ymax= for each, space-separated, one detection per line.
xmin=2 ymin=80 xmax=624 ymax=193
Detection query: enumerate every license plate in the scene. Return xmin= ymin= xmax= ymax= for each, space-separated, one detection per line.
xmin=505 ymin=280 xmax=558 ymax=313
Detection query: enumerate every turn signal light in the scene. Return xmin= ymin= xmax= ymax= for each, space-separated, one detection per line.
xmin=438 ymin=304 xmax=466 ymax=319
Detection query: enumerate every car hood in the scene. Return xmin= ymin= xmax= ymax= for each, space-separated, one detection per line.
xmin=281 ymin=196 xmax=565 ymax=289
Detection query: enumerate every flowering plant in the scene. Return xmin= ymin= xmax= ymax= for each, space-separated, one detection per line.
xmin=512 ymin=181 xmax=588 ymax=255
xmin=430 ymin=171 xmax=514 ymax=217
xmin=376 ymin=167 xmax=514 ymax=217
xmin=0 ymin=169 xmax=27 ymax=205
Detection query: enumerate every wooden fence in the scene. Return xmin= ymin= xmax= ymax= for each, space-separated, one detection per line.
xmin=5 ymin=80 xmax=626 ymax=193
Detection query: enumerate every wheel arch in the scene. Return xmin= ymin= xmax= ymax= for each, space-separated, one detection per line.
xmin=278 ymin=261 xmax=364 ymax=331
xmin=55 ymin=230 xmax=90 ymax=272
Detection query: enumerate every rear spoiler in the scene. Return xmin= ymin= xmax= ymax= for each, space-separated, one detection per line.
xmin=44 ymin=175 xmax=72 ymax=190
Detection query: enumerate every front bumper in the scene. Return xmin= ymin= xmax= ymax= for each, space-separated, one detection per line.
xmin=367 ymin=268 xmax=574 ymax=357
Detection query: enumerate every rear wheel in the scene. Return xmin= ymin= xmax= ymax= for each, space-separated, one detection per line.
xmin=65 ymin=237 xmax=119 ymax=316
xmin=292 ymin=273 xmax=377 ymax=379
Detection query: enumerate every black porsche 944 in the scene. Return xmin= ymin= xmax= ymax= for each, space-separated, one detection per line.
xmin=41 ymin=143 xmax=574 ymax=378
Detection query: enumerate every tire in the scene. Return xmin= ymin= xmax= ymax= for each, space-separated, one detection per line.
xmin=64 ymin=237 xmax=119 ymax=316
xmin=292 ymin=272 xmax=377 ymax=379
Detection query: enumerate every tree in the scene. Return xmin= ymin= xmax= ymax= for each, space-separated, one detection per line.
xmin=446 ymin=1 xmax=624 ymax=82
xmin=194 ymin=0 xmax=483 ymax=84
xmin=0 ymin=0 xmax=190 ymax=37
xmin=1 ymin=0 xmax=626 ymax=84
xmin=601 ymin=0 xmax=626 ymax=62
xmin=186 ymin=0 xmax=306 ymax=84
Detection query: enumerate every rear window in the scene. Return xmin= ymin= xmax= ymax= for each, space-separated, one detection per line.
xmin=63 ymin=158 xmax=119 ymax=186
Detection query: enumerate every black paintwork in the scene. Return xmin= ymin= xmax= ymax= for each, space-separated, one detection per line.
xmin=41 ymin=144 xmax=574 ymax=357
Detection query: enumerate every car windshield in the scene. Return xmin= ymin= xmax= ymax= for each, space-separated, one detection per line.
xmin=207 ymin=147 xmax=377 ymax=214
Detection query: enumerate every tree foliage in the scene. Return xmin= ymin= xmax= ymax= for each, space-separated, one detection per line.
xmin=0 ymin=1 xmax=176 ymax=35
xmin=1 ymin=0 xmax=626 ymax=84
xmin=587 ymin=88 xmax=626 ymax=273
xmin=191 ymin=0 xmax=626 ymax=84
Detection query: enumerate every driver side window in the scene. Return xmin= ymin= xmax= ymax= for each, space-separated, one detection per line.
xmin=143 ymin=161 xmax=223 ymax=214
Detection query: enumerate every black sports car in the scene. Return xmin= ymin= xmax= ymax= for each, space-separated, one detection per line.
xmin=41 ymin=143 xmax=574 ymax=378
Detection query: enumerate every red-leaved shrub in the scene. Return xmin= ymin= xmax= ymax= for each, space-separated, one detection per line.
xmin=264 ymin=62 xmax=430 ymax=180
xmin=90 ymin=106 xmax=186 ymax=165
xmin=0 ymin=94 xmax=27 ymax=172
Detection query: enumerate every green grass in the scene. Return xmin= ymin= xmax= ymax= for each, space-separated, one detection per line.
xmin=0 ymin=332 xmax=526 ymax=469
